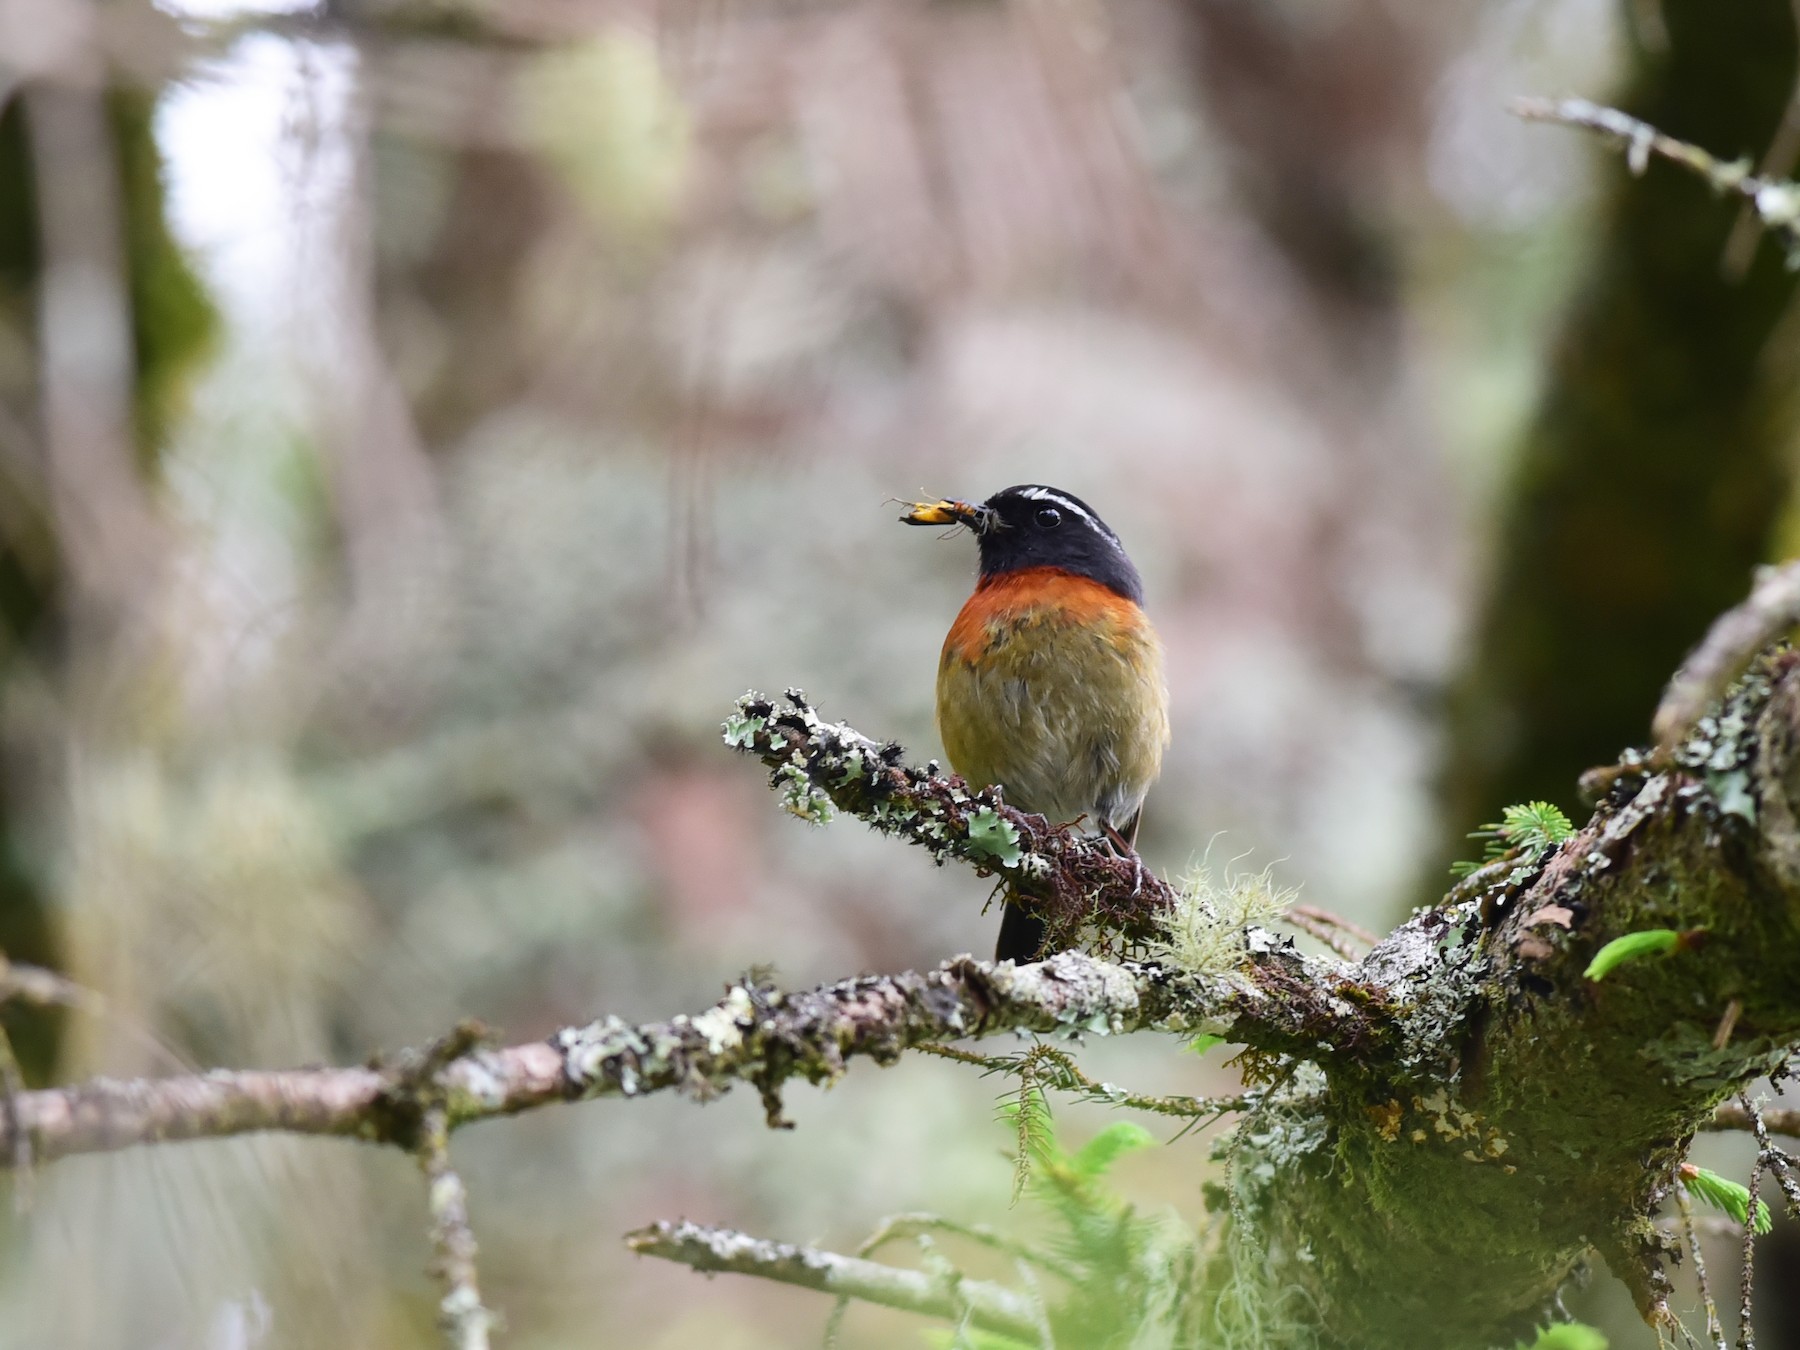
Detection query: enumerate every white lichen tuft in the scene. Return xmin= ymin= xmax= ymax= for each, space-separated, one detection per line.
xmin=1144 ymin=860 xmax=1297 ymax=977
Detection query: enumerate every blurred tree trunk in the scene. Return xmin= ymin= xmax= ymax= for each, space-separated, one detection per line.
xmin=0 ymin=74 xmax=214 ymax=1080
xmin=1440 ymin=0 xmax=1800 ymax=866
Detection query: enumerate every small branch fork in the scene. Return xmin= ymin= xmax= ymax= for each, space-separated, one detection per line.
xmin=915 ymin=1041 xmax=1250 ymax=1129
xmin=0 ymin=956 xmax=92 ymax=1204
xmin=1708 ymin=1102 xmax=1800 ymax=1138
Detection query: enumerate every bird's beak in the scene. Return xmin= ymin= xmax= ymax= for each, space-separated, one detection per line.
xmin=901 ymin=498 xmax=985 ymax=530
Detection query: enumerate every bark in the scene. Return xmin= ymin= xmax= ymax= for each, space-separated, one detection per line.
xmin=1217 ymin=650 xmax=1800 ymax=1347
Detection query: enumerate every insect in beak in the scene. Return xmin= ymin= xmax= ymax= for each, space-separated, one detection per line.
xmin=900 ymin=499 xmax=994 ymax=532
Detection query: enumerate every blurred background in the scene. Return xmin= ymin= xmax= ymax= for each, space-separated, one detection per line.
xmin=0 ymin=0 xmax=1797 ymax=1344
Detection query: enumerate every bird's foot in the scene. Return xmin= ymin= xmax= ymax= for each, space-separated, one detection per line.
xmin=1100 ymin=823 xmax=1148 ymax=896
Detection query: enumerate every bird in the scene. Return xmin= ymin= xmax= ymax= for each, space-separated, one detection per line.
xmin=901 ymin=485 xmax=1169 ymax=963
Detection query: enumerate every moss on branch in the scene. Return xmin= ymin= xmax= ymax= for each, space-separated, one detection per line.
xmin=725 ymin=689 xmax=1176 ymax=956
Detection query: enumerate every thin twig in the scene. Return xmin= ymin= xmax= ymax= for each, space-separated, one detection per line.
xmin=0 ymin=1023 xmax=28 ymax=1210
xmin=1289 ymin=904 xmax=1378 ymax=950
xmin=0 ymin=953 xmax=91 ymax=1211
xmin=627 ymin=1219 xmax=1043 ymax=1343
xmin=0 ymin=955 xmax=96 ymax=1012
xmin=417 ymin=1106 xmax=496 ymax=1350
xmin=1739 ymin=1157 xmax=1759 ymax=1350
xmin=914 ymin=1042 xmax=1250 ymax=1122
xmin=1714 ymin=999 xmax=1744 ymax=1052
xmin=1513 ymin=97 xmax=1761 ymax=205
xmin=1737 ymin=1097 xmax=1800 ymax=1221
xmin=1709 ymin=1102 xmax=1800 ymax=1139
xmin=1651 ymin=561 xmax=1800 ymax=751
xmin=1723 ymin=0 xmax=1800 ymax=277
xmin=1283 ymin=905 xmax=1374 ymax=961
xmin=855 ymin=1212 xmax=1082 ymax=1285
xmin=1677 ymin=1183 xmax=1728 ymax=1350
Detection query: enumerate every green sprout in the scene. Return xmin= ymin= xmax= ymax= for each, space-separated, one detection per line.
xmin=1583 ymin=929 xmax=1683 ymax=982
xmin=1515 ymin=1324 xmax=1607 ymax=1350
xmin=1681 ymin=1162 xmax=1772 ymax=1234
xmin=1451 ymin=801 xmax=1576 ymax=878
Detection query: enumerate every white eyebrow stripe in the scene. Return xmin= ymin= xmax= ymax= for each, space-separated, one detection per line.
xmin=1012 ymin=487 xmax=1116 ymax=542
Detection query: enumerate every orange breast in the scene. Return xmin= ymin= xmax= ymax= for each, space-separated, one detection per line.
xmin=944 ymin=568 xmax=1148 ymax=663
xmin=936 ymin=566 xmax=1169 ymax=827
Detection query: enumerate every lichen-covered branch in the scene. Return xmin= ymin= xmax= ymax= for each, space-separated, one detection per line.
xmin=417 ymin=1106 xmax=495 ymax=1350
xmin=695 ymin=665 xmax=1800 ymax=1348
xmin=626 ymin=1219 xmax=1044 ymax=1341
xmin=0 ymin=939 xmax=1370 ymax=1167
xmin=724 ymin=690 xmax=1176 ymax=955
xmin=1655 ymin=559 xmax=1800 ymax=749
xmin=1205 ymin=650 xmax=1800 ymax=1347
xmin=1512 ymin=97 xmax=1800 ymax=255
xmin=1711 ymin=1100 xmax=1800 ymax=1137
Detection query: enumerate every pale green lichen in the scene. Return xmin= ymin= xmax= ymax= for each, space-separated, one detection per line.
xmin=559 ymin=1015 xmax=655 ymax=1092
xmin=1673 ymin=687 xmax=1769 ymax=824
xmin=965 ymin=807 xmax=1024 ymax=867
xmin=775 ymin=763 xmax=833 ymax=824
xmin=680 ymin=985 xmax=755 ymax=1054
xmin=722 ymin=710 xmax=766 ymax=748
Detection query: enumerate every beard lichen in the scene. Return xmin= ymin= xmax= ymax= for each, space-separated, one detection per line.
xmin=1143 ymin=861 xmax=1299 ymax=979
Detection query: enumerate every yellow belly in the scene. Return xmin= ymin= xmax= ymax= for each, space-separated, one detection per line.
xmin=936 ymin=601 xmax=1169 ymax=829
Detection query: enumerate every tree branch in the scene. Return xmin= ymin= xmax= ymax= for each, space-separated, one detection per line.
xmin=1710 ymin=1100 xmax=1800 ymax=1138
xmin=626 ymin=1219 xmax=1044 ymax=1343
xmin=417 ymin=1105 xmax=496 ymax=1350
xmin=0 ymin=941 xmax=1367 ymax=1167
xmin=1511 ymin=97 xmax=1800 ymax=253
xmin=1654 ymin=559 xmax=1800 ymax=750
xmin=725 ymin=690 xmax=1178 ymax=955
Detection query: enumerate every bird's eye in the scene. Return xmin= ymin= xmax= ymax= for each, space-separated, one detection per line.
xmin=1035 ymin=507 xmax=1062 ymax=528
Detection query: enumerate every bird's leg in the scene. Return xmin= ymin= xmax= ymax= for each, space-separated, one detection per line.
xmin=1100 ymin=822 xmax=1148 ymax=896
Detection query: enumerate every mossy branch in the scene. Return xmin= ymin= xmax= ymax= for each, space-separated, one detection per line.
xmin=725 ymin=689 xmax=1177 ymax=956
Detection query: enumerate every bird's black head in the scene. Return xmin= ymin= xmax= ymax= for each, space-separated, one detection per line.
xmin=902 ymin=484 xmax=1144 ymax=603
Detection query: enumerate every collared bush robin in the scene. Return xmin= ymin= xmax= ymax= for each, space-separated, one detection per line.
xmin=902 ymin=485 xmax=1169 ymax=963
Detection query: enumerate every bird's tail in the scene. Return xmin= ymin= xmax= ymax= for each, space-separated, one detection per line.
xmin=995 ymin=901 xmax=1048 ymax=964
